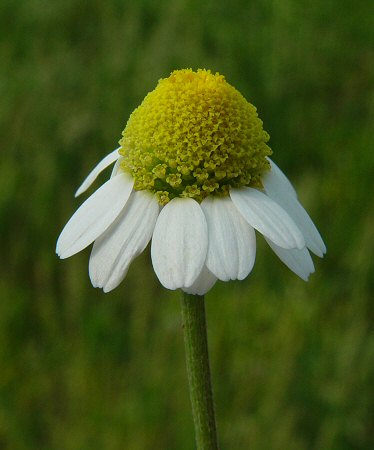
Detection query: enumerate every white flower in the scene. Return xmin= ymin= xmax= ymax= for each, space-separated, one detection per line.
xmin=56 ymin=149 xmax=326 ymax=295
xmin=56 ymin=69 xmax=326 ymax=294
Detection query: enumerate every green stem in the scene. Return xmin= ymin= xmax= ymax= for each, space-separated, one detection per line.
xmin=181 ymin=292 xmax=219 ymax=450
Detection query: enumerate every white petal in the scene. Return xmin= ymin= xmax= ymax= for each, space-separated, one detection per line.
xmin=75 ymin=148 xmax=120 ymax=197
xmin=263 ymin=169 xmax=326 ymax=257
xmin=230 ymin=187 xmax=305 ymax=250
xmin=201 ymin=196 xmax=256 ymax=281
xmin=57 ymin=173 xmax=134 ymax=259
xmin=183 ymin=266 xmax=217 ymax=295
xmin=265 ymin=238 xmax=315 ymax=281
xmin=151 ymin=198 xmax=208 ymax=290
xmin=89 ymin=191 xmax=159 ymax=292
xmin=110 ymin=156 xmax=123 ymax=179
xmin=265 ymin=157 xmax=298 ymax=199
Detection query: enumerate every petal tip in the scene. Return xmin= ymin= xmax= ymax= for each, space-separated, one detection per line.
xmin=57 ymin=249 xmax=73 ymax=260
xmin=74 ymin=187 xmax=84 ymax=198
xmin=296 ymin=235 xmax=306 ymax=250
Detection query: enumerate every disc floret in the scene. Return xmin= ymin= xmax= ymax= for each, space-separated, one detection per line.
xmin=119 ymin=69 xmax=272 ymax=205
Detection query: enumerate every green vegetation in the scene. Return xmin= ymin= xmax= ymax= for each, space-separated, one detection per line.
xmin=1 ymin=0 xmax=373 ymax=448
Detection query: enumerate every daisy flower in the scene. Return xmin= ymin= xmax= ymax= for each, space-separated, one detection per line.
xmin=56 ymin=69 xmax=326 ymax=294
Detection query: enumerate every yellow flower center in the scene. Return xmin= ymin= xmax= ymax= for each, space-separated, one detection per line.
xmin=119 ymin=69 xmax=272 ymax=205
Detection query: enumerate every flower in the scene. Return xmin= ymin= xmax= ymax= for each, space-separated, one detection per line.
xmin=56 ymin=69 xmax=326 ymax=295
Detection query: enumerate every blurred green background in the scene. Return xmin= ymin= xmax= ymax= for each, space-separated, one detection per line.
xmin=1 ymin=0 xmax=373 ymax=448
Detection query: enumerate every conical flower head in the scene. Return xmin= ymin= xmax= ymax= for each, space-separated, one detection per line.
xmin=119 ymin=69 xmax=272 ymax=205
